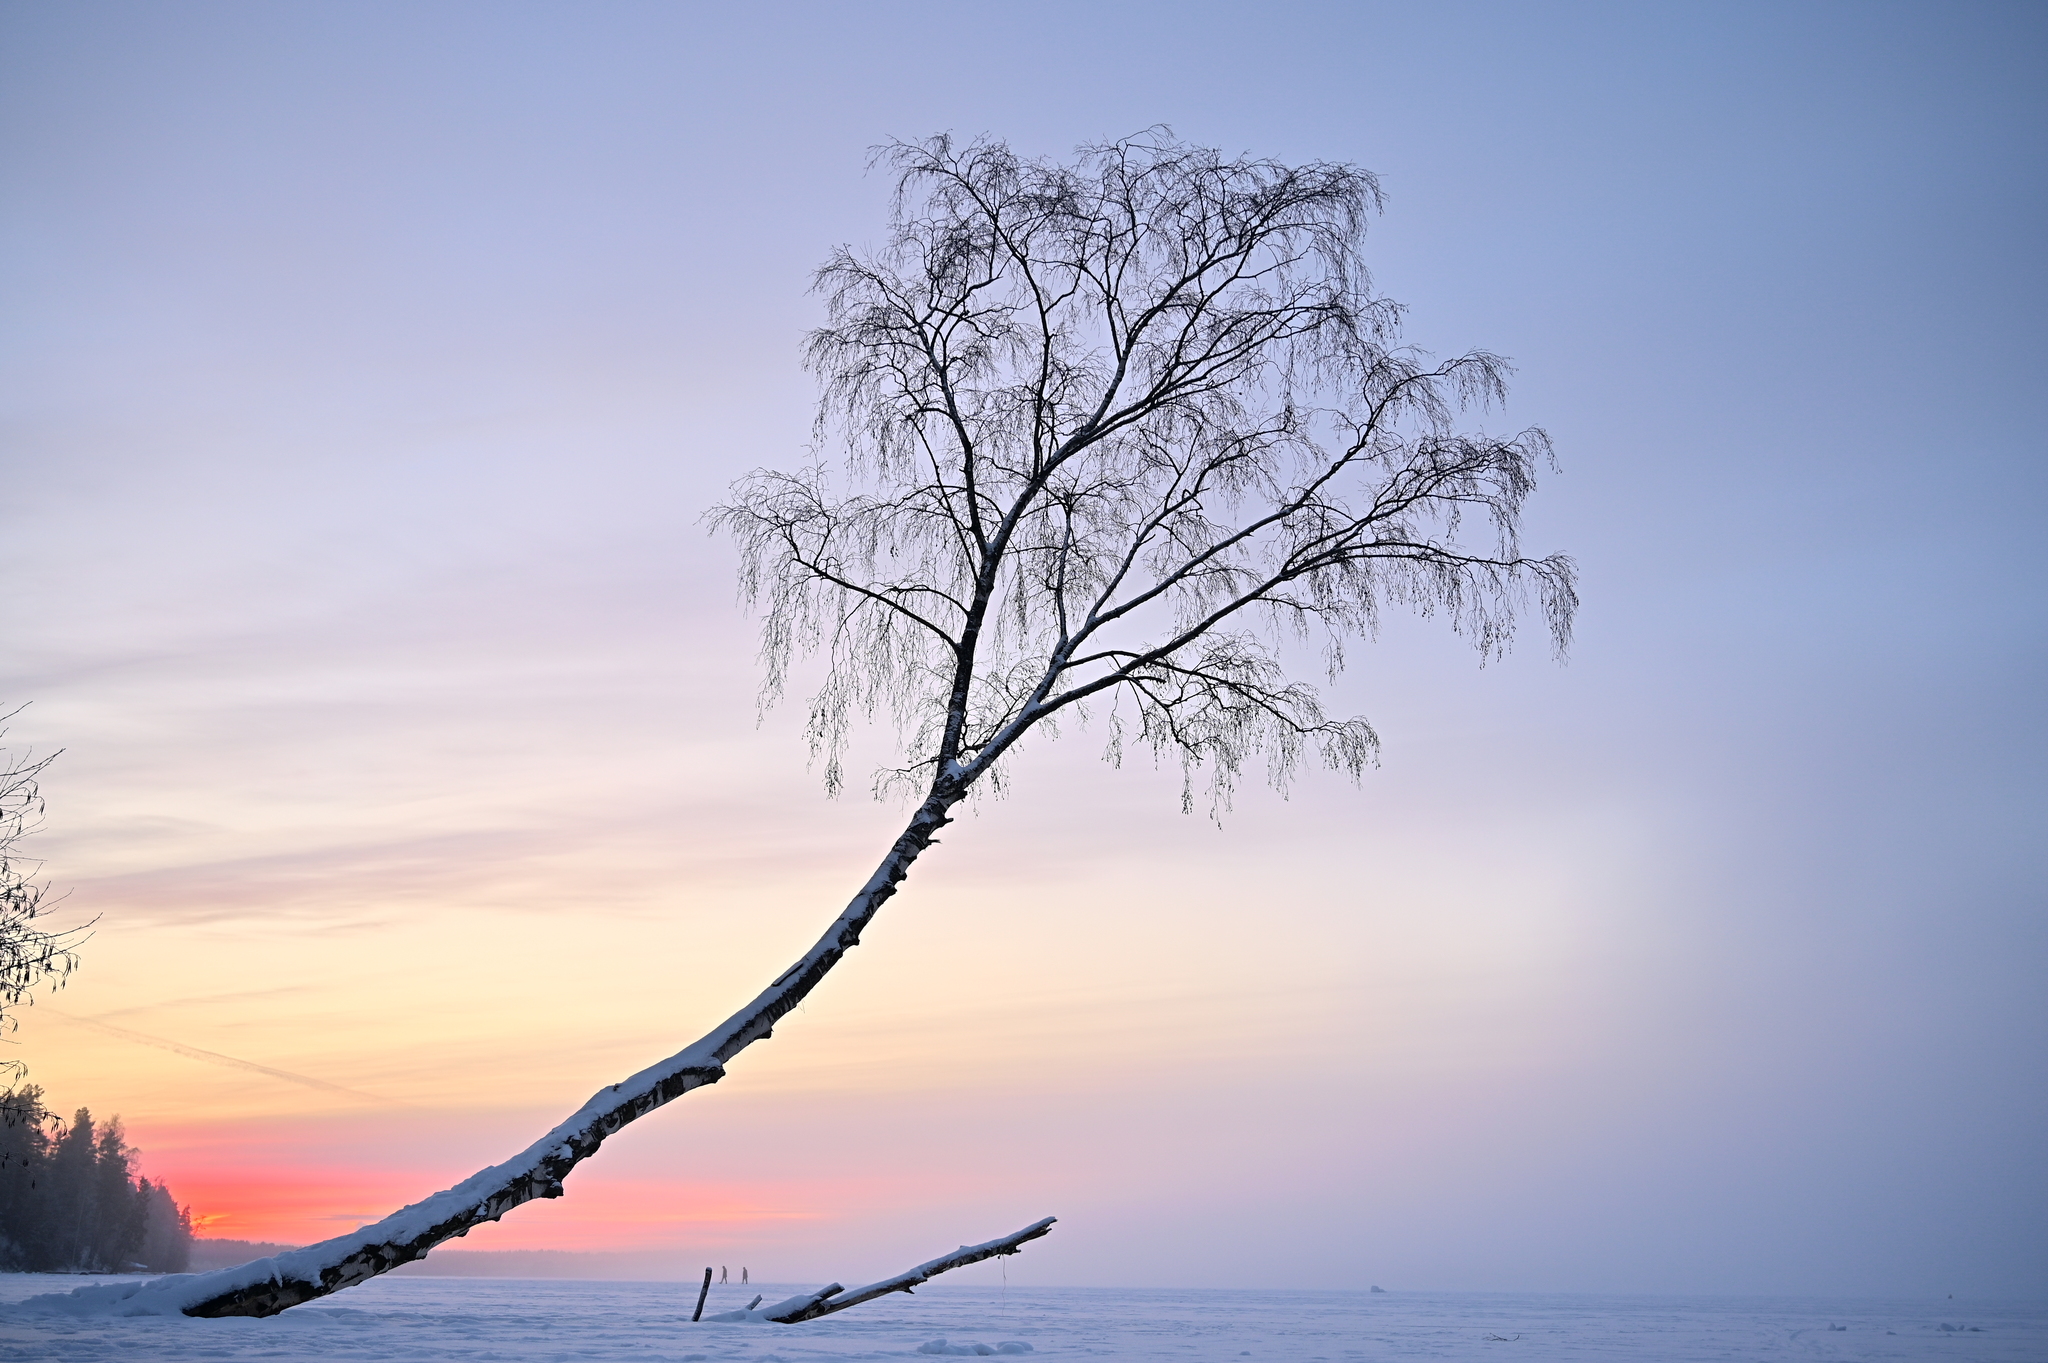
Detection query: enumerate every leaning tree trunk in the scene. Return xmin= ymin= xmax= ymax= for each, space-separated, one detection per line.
xmin=43 ymin=792 xmax=962 ymax=1318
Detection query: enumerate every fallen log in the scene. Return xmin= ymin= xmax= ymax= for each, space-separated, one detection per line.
xmin=700 ymin=1218 xmax=1056 ymax=1325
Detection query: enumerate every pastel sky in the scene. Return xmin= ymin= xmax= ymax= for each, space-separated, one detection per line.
xmin=3 ymin=1 xmax=2043 ymax=1297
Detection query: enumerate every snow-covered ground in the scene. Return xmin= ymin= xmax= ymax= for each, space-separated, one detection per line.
xmin=2 ymin=1275 xmax=2042 ymax=1361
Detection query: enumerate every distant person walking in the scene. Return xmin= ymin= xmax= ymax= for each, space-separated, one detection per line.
xmin=741 ymin=1267 xmax=749 ymax=1286
xmin=719 ymin=1266 xmax=728 ymax=1284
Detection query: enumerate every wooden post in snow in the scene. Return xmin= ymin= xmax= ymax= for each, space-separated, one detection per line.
xmin=692 ymin=1267 xmax=712 ymax=1322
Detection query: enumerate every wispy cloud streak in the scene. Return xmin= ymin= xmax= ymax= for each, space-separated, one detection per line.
xmin=45 ymin=1008 xmax=403 ymax=1107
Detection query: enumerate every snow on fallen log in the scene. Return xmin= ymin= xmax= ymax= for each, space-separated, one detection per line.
xmin=699 ymin=1217 xmax=1057 ymax=1324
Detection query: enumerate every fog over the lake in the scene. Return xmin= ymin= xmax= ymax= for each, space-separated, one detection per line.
xmin=2 ymin=1 xmax=2041 ymax=1297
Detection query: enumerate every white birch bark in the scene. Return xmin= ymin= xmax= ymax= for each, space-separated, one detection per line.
xmin=23 ymin=133 xmax=1572 ymax=1326
xmin=34 ymin=795 xmax=960 ymax=1318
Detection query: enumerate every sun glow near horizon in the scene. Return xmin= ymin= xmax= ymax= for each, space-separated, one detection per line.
xmin=4 ymin=0 xmax=2041 ymax=1300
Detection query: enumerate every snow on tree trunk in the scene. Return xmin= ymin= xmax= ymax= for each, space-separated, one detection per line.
xmin=26 ymin=795 xmax=960 ymax=1319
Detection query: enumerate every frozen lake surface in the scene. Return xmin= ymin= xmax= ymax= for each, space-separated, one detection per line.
xmin=2 ymin=1275 xmax=2042 ymax=1361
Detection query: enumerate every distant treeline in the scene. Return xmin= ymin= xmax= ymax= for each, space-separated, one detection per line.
xmin=189 ymin=1237 xmax=300 ymax=1272
xmin=0 ymin=1086 xmax=193 ymax=1273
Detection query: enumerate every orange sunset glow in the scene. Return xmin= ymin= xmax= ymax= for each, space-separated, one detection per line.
xmin=3 ymin=1 xmax=2042 ymax=1324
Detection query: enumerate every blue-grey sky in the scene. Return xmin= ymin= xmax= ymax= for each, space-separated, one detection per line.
xmin=2 ymin=1 xmax=2043 ymax=1296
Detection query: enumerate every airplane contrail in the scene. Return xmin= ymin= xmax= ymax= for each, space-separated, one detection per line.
xmin=44 ymin=1007 xmax=405 ymax=1107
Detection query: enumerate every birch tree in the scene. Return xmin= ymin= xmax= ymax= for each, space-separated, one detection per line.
xmin=86 ymin=131 xmax=1574 ymax=1319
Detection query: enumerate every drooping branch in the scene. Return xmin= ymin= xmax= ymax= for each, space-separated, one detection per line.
xmin=703 ymin=1217 xmax=1057 ymax=1324
xmin=2 ymin=721 xmax=86 ymax=1093
xmin=26 ymin=129 xmax=1572 ymax=1328
xmin=728 ymin=133 xmax=1575 ymax=814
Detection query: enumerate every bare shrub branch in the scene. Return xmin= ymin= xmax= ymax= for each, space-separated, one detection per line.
xmin=0 ymin=712 xmax=85 ymax=1101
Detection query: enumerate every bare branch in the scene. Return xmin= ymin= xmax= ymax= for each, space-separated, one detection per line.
xmin=29 ymin=131 xmax=1571 ymax=1323
xmin=727 ymin=131 xmax=1573 ymax=812
xmin=0 ymin=716 xmax=86 ymax=1095
xmin=734 ymin=1216 xmax=1057 ymax=1323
